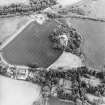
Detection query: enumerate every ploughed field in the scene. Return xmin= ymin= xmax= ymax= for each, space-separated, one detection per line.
xmin=2 ymin=20 xmax=62 ymax=68
xmin=70 ymin=19 xmax=105 ymax=69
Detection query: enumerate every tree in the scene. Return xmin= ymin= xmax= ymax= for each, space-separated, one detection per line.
xmin=27 ymin=63 xmax=39 ymax=68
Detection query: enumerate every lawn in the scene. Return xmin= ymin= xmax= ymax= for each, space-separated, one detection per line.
xmin=70 ymin=18 xmax=105 ymax=70
xmin=2 ymin=20 xmax=62 ymax=68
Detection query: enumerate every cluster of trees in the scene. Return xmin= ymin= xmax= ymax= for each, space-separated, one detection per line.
xmin=0 ymin=4 xmax=33 ymax=17
xmin=0 ymin=64 xmax=8 ymax=75
xmin=76 ymin=66 xmax=105 ymax=80
xmin=33 ymin=66 xmax=105 ymax=84
xmin=30 ymin=0 xmax=57 ymax=9
xmin=45 ymin=12 xmax=63 ymax=19
xmin=57 ymin=89 xmax=74 ymax=101
xmin=49 ymin=23 xmax=82 ymax=54
xmin=68 ymin=6 xmax=86 ymax=16
xmin=1 ymin=60 xmax=105 ymax=104
xmin=86 ymin=84 xmax=105 ymax=97
xmin=1 ymin=61 xmax=104 ymax=104
xmin=46 ymin=70 xmax=66 ymax=79
xmin=0 ymin=0 xmax=57 ymax=18
xmin=73 ymin=67 xmax=105 ymax=98
xmin=47 ymin=67 xmax=105 ymax=103
xmin=56 ymin=79 xmax=88 ymax=104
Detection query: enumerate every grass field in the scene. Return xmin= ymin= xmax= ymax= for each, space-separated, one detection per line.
xmin=48 ymin=51 xmax=83 ymax=70
xmin=2 ymin=20 xmax=62 ymax=68
xmin=57 ymin=0 xmax=82 ymax=7
xmin=0 ymin=75 xmax=41 ymax=105
xmin=73 ymin=0 xmax=105 ymax=18
xmin=69 ymin=18 xmax=105 ymax=70
xmin=0 ymin=17 xmax=29 ymax=46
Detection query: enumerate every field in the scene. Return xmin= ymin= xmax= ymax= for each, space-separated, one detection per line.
xmin=48 ymin=51 xmax=83 ymax=70
xmin=1 ymin=0 xmax=105 ymax=105
xmin=0 ymin=75 xmax=41 ymax=105
xmin=0 ymin=0 xmax=29 ymax=6
xmin=72 ymin=0 xmax=105 ymax=18
xmin=2 ymin=20 xmax=62 ymax=68
xmin=0 ymin=17 xmax=29 ymax=46
xmin=57 ymin=0 xmax=82 ymax=7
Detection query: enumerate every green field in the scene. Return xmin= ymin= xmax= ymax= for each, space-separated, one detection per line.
xmin=2 ymin=20 xmax=62 ymax=68
xmin=70 ymin=18 xmax=105 ymax=70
